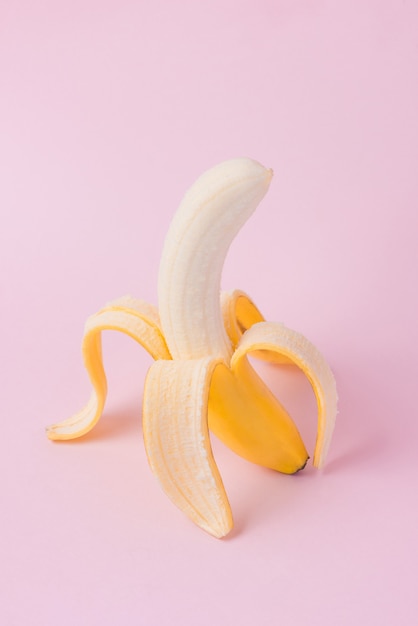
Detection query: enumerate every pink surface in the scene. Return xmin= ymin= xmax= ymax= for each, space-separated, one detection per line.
xmin=1 ymin=1 xmax=417 ymax=624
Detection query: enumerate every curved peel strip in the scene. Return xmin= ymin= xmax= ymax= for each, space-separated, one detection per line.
xmin=46 ymin=300 xmax=171 ymax=440
xmin=231 ymin=322 xmax=338 ymax=468
xmin=101 ymin=295 xmax=164 ymax=331
xmin=221 ymin=290 xmax=292 ymax=364
xmin=143 ymin=358 xmax=233 ymax=538
xmin=221 ymin=289 xmax=264 ymax=347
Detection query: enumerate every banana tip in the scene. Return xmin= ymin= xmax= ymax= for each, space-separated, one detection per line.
xmin=294 ymin=456 xmax=309 ymax=474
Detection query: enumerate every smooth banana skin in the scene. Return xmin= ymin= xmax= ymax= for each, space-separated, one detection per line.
xmin=208 ymin=360 xmax=308 ymax=474
xmin=47 ymin=158 xmax=338 ymax=538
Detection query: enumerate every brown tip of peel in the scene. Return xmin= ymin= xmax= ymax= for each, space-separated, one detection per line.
xmin=293 ymin=456 xmax=310 ymax=474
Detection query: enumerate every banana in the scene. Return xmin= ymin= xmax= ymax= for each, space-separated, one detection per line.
xmin=47 ymin=158 xmax=338 ymax=538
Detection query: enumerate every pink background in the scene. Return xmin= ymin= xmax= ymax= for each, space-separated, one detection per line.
xmin=1 ymin=1 xmax=417 ymax=624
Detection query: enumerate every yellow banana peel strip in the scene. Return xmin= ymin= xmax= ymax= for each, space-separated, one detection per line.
xmin=230 ymin=322 xmax=338 ymax=469
xmin=47 ymin=158 xmax=338 ymax=538
xmin=221 ymin=290 xmax=293 ymax=364
xmin=143 ymin=358 xmax=233 ymax=538
xmin=47 ymin=297 xmax=170 ymax=440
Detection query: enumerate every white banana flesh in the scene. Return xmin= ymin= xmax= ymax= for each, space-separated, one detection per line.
xmin=158 ymin=158 xmax=272 ymax=361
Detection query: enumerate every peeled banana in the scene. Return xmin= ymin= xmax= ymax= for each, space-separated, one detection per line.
xmin=47 ymin=158 xmax=338 ymax=538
